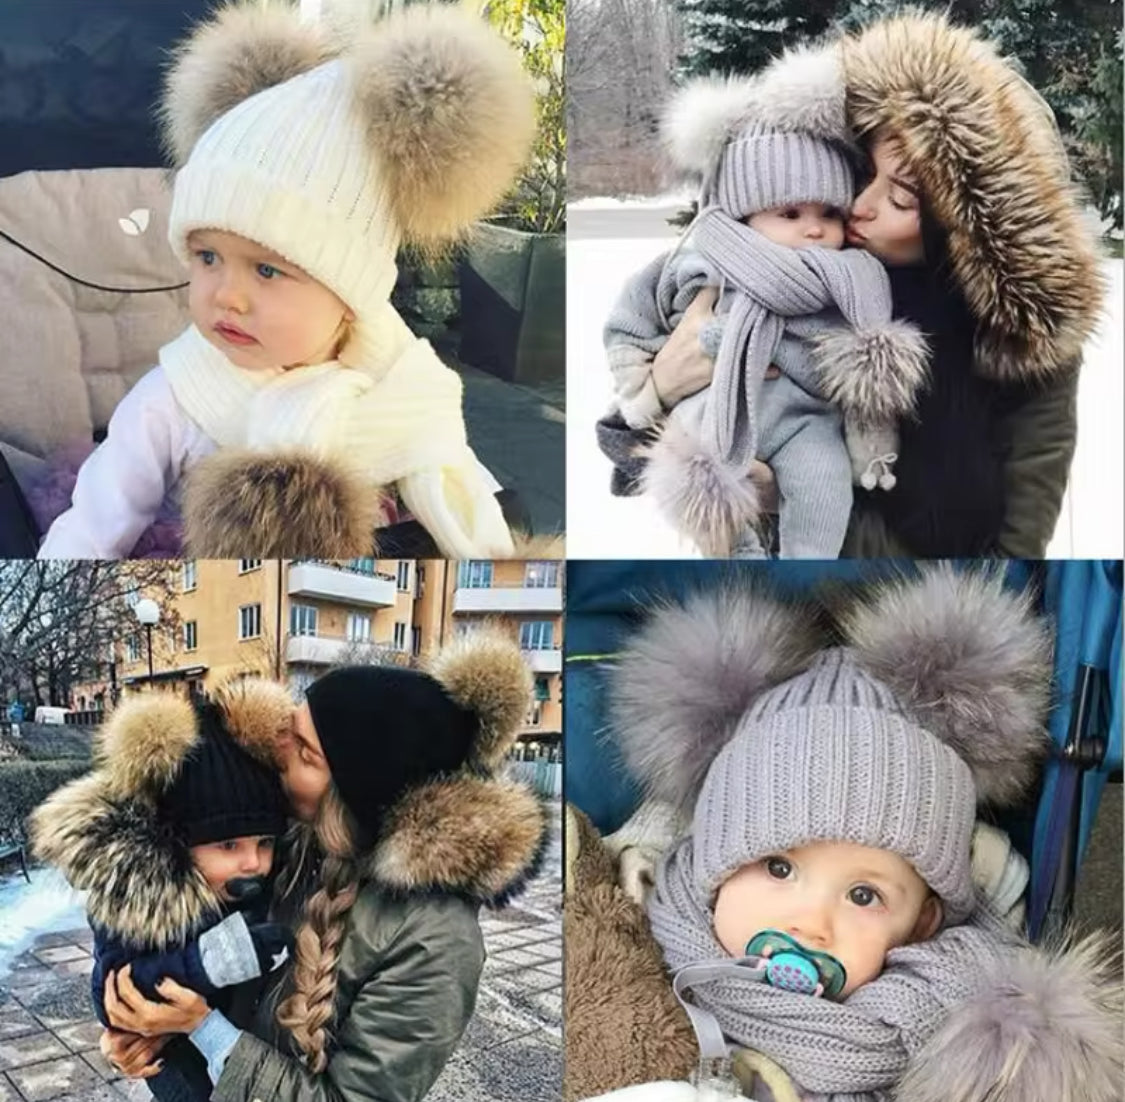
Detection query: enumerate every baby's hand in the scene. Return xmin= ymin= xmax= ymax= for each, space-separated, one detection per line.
xmin=759 ymin=945 xmax=773 ymax=959
xmin=813 ymin=982 xmax=824 ymax=998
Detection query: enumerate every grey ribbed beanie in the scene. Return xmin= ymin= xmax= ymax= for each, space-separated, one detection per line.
xmin=709 ymin=124 xmax=854 ymax=219
xmin=692 ymin=648 xmax=978 ymax=925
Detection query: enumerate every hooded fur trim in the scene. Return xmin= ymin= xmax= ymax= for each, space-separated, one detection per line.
xmin=426 ymin=627 xmax=533 ymax=772
xmin=894 ymin=931 xmax=1123 ymax=1102
xmin=30 ymin=773 xmax=221 ymax=949
xmin=213 ymin=677 xmax=294 ymax=769
xmin=368 ymin=774 xmax=546 ymax=906
xmin=664 ymin=46 xmax=849 ymax=177
xmin=841 ymin=11 xmax=1105 ymax=380
xmin=841 ymin=564 xmax=1053 ymax=806
xmin=182 ymin=448 xmax=387 ymax=558
xmin=611 ymin=584 xmax=822 ymax=812
xmin=811 ymin=319 xmax=930 ymax=424
xmin=96 ymin=694 xmax=198 ymax=802
xmin=161 ymin=2 xmax=534 ymax=249
xmin=643 ymin=419 xmax=761 ymax=557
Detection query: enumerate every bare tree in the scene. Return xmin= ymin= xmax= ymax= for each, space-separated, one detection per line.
xmin=0 ymin=561 xmax=181 ymax=707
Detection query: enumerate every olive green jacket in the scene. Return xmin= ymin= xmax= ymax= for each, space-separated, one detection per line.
xmin=214 ymin=888 xmax=485 ymax=1102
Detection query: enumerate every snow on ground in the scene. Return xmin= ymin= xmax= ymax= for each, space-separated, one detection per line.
xmin=567 ymin=192 xmax=693 ymax=211
xmin=0 ymin=866 xmax=85 ymax=979
xmin=567 ymin=203 xmax=1124 ymax=560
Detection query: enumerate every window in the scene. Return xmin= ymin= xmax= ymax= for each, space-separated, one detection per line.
xmin=526 ymin=700 xmax=542 ymax=727
xmin=239 ymin=559 xmax=262 ymax=573
xmin=346 ymin=614 xmax=371 ymax=642
xmin=124 ymin=587 xmax=140 ymax=609
xmin=349 ymin=558 xmax=376 ymax=576
xmin=534 ymin=676 xmax=551 ymax=702
xmin=126 ymin=634 xmax=141 ymax=662
xmin=183 ymin=621 xmax=198 ymax=651
xmin=525 ymin=561 xmax=559 ymax=588
xmin=396 ymin=561 xmax=411 ymax=591
xmin=182 ymin=561 xmax=197 ymax=591
xmin=239 ymin=604 xmax=262 ymax=640
xmin=457 ymin=561 xmax=493 ymax=589
xmin=519 ymin=621 xmax=554 ymax=650
xmin=393 ymin=622 xmax=407 ymax=651
xmin=411 ymin=625 xmax=422 ymax=656
xmin=290 ymin=605 xmax=318 ymax=637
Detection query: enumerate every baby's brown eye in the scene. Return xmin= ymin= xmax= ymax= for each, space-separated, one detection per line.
xmin=765 ymin=857 xmax=792 ymax=879
xmin=849 ymin=885 xmax=879 ymax=906
xmin=782 ymin=208 xmax=800 ymax=220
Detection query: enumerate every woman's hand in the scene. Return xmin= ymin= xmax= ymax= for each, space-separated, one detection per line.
xmin=651 ymin=286 xmax=720 ymax=408
xmin=103 ymin=965 xmax=211 ymax=1037
xmin=99 ymin=1028 xmax=168 ymax=1078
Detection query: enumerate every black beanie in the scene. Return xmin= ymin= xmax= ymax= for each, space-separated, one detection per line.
xmin=305 ymin=665 xmax=479 ymax=836
xmin=160 ymin=702 xmax=289 ymax=847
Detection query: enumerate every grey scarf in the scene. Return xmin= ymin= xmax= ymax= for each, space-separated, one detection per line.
xmin=668 ymin=210 xmax=894 ymax=474
xmin=649 ymin=835 xmax=1021 ymax=1101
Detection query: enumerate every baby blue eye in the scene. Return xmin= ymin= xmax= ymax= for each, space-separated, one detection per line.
xmin=257 ymin=263 xmax=282 ymax=279
xmin=196 ymin=249 xmax=217 ymax=266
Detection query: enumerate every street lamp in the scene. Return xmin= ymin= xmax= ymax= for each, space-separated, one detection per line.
xmin=134 ymin=598 xmax=161 ymax=685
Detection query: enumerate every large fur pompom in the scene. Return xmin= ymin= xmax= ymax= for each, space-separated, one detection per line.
xmin=351 ymin=5 xmax=536 ymax=247
xmin=428 ymin=627 xmax=533 ymax=772
xmin=160 ymin=2 xmax=335 ymax=167
xmin=97 ymin=694 xmax=198 ymax=800
xmin=663 ymin=75 xmax=758 ymax=176
xmin=611 ymin=584 xmax=822 ymax=812
xmin=842 ymin=564 xmax=1053 ymax=806
xmin=214 ymin=677 xmax=294 ymax=769
xmin=895 ymin=932 xmax=1123 ymax=1102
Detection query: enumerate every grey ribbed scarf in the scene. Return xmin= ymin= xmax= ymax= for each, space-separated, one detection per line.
xmin=671 ymin=210 xmax=894 ymax=471
xmin=649 ymin=835 xmax=1021 ymax=1102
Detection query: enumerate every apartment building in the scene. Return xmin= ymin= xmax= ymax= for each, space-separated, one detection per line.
xmin=72 ymin=558 xmax=563 ymax=743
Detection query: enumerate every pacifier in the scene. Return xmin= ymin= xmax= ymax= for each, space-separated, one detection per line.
xmin=224 ymin=875 xmax=270 ymax=903
xmin=745 ymin=929 xmax=847 ymax=999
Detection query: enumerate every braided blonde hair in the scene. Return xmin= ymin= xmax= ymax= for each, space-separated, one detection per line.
xmin=276 ymin=786 xmax=361 ymax=1072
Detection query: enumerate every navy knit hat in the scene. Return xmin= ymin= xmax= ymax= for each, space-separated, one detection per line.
xmin=160 ymin=702 xmax=289 ymax=847
xmin=305 ymin=665 xmax=479 ymax=836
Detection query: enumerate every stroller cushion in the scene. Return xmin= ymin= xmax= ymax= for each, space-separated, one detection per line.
xmin=0 ymin=166 xmax=189 ymax=468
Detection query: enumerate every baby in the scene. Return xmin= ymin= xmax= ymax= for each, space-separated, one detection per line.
xmin=32 ymin=695 xmax=292 ymax=1099
xmin=38 ymin=2 xmax=534 ymax=560
xmin=604 ymin=73 xmax=928 ymax=557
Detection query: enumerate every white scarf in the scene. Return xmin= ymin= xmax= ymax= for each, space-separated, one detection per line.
xmin=159 ymin=309 xmax=513 ymax=557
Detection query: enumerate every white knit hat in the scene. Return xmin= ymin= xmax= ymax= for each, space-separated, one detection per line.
xmin=162 ymin=3 xmax=535 ymax=332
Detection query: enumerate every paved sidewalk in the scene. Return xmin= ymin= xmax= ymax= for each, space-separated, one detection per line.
xmin=0 ymin=804 xmax=562 ymax=1102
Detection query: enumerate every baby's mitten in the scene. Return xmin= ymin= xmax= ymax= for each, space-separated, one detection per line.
xmin=843 ymin=415 xmax=900 ymax=491
xmin=196 ymin=913 xmax=293 ymax=988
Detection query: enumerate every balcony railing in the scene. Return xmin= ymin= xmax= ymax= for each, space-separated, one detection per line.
xmin=288 ymin=562 xmax=397 ymax=607
xmin=286 ymin=634 xmax=415 ymax=667
xmin=522 ymin=648 xmax=562 ymax=673
xmin=452 ymin=582 xmax=563 ymax=614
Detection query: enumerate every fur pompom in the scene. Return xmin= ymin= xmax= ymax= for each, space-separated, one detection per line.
xmin=160 ymin=2 xmax=335 ymax=166
xmin=351 ymin=5 xmax=535 ymax=248
xmin=214 ymin=677 xmax=294 ymax=768
xmin=611 ymin=585 xmax=822 ymax=811
xmin=97 ymin=695 xmax=198 ymax=800
xmin=427 ymin=628 xmax=533 ymax=772
xmin=842 ymin=564 xmax=1053 ymax=806
xmin=740 ymin=43 xmax=849 ymax=143
xmin=812 ymin=319 xmax=930 ymax=424
xmin=644 ymin=419 xmax=761 ymax=557
xmin=371 ymin=775 xmax=546 ymax=906
xmin=895 ymin=931 xmax=1123 ymax=1102
xmin=182 ymin=448 xmax=386 ymax=558
xmin=663 ymin=76 xmax=757 ymax=176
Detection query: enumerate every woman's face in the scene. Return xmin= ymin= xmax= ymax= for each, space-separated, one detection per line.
xmin=278 ymin=702 xmax=332 ymax=822
xmin=847 ymin=134 xmax=925 ymax=266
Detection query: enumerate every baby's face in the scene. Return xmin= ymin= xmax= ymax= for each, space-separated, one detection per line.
xmin=190 ymin=835 xmax=277 ymax=901
xmin=745 ymin=203 xmax=846 ymax=250
xmin=712 ymin=840 xmax=942 ymax=997
xmin=187 ymin=229 xmax=353 ymax=371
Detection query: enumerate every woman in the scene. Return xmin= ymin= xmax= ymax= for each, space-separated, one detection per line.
xmin=98 ymin=631 xmax=547 ymax=1102
xmin=598 ymin=10 xmax=1103 ymax=558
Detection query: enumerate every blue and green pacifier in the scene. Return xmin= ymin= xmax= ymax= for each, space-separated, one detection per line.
xmin=745 ymin=929 xmax=847 ymax=999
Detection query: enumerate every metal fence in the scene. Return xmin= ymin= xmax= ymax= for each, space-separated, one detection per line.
xmin=507 ymin=758 xmax=562 ymax=798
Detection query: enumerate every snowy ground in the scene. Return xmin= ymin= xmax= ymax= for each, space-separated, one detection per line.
xmin=0 ymin=867 xmax=85 ymax=978
xmin=566 ymin=203 xmax=1124 ymax=560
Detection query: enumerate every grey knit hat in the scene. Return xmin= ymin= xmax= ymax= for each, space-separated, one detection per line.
xmin=612 ymin=566 xmax=1055 ymax=927
xmin=709 ymin=124 xmax=854 ymax=219
xmin=691 ymin=647 xmax=978 ymax=923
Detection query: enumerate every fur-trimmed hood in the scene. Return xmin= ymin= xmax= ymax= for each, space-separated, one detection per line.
xmin=669 ymin=11 xmax=1105 ymax=383
xmin=32 ymin=634 xmax=545 ymax=947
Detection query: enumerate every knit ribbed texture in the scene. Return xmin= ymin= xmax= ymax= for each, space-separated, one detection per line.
xmin=715 ymin=129 xmax=854 ymax=218
xmin=169 ymin=60 xmax=400 ymax=317
xmin=651 ymin=836 xmax=1016 ymax=1101
xmin=693 ymin=649 xmax=978 ymax=921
